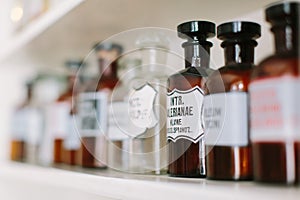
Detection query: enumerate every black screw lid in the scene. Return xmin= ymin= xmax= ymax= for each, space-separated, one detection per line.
xmin=93 ymin=42 xmax=123 ymax=54
xmin=177 ymin=21 xmax=216 ymax=40
xmin=217 ymin=21 xmax=261 ymax=41
xmin=266 ymin=1 xmax=300 ymax=24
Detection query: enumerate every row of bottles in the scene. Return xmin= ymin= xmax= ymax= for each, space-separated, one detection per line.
xmin=10 ymin=1 xmax=299 ymax=185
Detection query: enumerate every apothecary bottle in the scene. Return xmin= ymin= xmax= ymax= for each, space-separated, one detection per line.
xmin=205 ymin=21 xmax=261 ymax=180
xmin=77 ymin=43 xmax=123 ymax=168
xmin=125 ymin=32 xmax=169 ymax=174
xmin=249 ymin=2 xmax=300 ymax=184
xmin=167 ymin=21 xmax=215 ymax=177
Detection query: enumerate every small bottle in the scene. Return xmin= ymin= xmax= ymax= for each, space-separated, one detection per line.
xmin=167 ymin=21 xmax=215 ymax=177
xmin=125 ymin=33 xmax=169 ymax=174
xmin=77 ymin=42 xmax=123 ymax=168
xmin=10 ymin=81 xmax=33 ymax=162
xmin=249 ymin=2 xmax=299 ymax=184
xmin=52 ymin=60 xmax=82 ymax=164
xmin=62 ymin=60 xmax=85 ymax=165
xmin=108 ymin=58 xmax=141 ymax=171
xmin=204 ymin=21 xmax=261 ymax=180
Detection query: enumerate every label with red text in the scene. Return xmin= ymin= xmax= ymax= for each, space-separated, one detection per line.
xmin=249 ymin=76 xmax=300 ymax=142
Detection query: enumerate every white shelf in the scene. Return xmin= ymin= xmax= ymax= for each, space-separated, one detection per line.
xmin=0 ymin=0 xmax=84 ymax=62
xmin=0 ymin=0 xmax=276 ymax=70
xmin=0 ymin=161 xmax=299 ymax=200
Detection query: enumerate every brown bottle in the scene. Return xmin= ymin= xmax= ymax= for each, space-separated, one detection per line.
xmin=10 ymin=82 xmax=33 ymax=161
xmin=78 ymin=43 xmax=123 ymax=168
xmin=205 ymin=21 xmax=261 ymax=180
xmin=53 ymin=60 xmax=82 ymax=164
xmin=167 ymin=21 xmax=215 ymax=177
xmin=249 ymin=2 xmax=299 ymax=184
xmin=61 ymin=60 xmax=85 ymax=165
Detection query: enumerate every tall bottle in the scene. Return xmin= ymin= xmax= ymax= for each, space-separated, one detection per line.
xmin=77 ymin=43 xmax=123 ymax=168
xmin=10 ymin=81 xmax=33 ymax=162
xmin=249 ymin=2 xmax=299 ymax=184
xmin=61 ymin=60 xmax=85 ymax=165
xmin=167 ymin=21 xmax=215 ymax=177
xmin=126 ymin=33 xmax=169 ymax=174
xmin=52 ymin=60 xmax=82 ymax=164
xmin=205 ymin=21 xmax=261 ymax=180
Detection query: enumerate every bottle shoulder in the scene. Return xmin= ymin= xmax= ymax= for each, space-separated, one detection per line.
xmin=206 ymin=64 xmax=254 ymax=94
xmin=252 ymin=54 xmax=299 ymax=81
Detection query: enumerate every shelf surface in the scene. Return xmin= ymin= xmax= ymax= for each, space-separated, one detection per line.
xmin=0 ymin=161 xmax=299 ymax=200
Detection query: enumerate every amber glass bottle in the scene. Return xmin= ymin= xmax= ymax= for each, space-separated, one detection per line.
xmin=53 ymin=60 xmax=82 ymax=164
xmin=78 ymin=43 xmax=123 ymax=168
xmin=249 ymin=2 xmax=299 ymax=184
xmin=10 ymin=82 xmax=33 ymax=161
xmin=167 ymin=21 xmax=215 ymax=177
xmin=205 ymin=21 xmax=261 ymax=180
xmin=61 ymin=60 xmax=84 ymax=165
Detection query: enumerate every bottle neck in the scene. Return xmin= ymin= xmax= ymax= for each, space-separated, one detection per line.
xmin=98 ymin=59 xmax=118 ymax=79
xmin=273 ymin=24 xmax=299 ymax=55
xmin=222 ymin=41 xmax=256 ymax=65
xmin=183 ymin=41 xmax=211 ymax=68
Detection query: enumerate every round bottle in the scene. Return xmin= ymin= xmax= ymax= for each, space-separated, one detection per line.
xmin=249 ymin=2 xmax=299 ymax=184
xmin=167 ymin=21 xmax=215 ymax=177
xmin=205 ymin=21 xmax=261 ymax=180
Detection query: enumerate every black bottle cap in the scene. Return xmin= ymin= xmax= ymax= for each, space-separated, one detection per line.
xmin=266 ymin=1 xmax=300 ymax=24
xmin=217 ymin=21 xmax=261 ymax=41
xmin=93 ymin=42 xmax=123 ymax=54
xmin=177 ymin=21 xmax=216 ymax=40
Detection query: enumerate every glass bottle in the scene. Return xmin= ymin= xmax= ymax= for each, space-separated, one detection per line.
xmin=249 ymin=2 xmax=299 ymax=184
xmin=125 ymin=33 xmax=169 ymax=174
xmin=108 ymin=58 xmax=141 ymax=171
xmin=10 ymin=81 xmax=33 ymax=162
xmin=77 ymin=43 xmax=123 ymax=168
xmin=204 ymin=21 xmax=261 ymax=180
xmin=167 ymin=21 xmax=215 ymax=177
xmin=52 ymin=60 xmax=82 ymax=164
xmin=61 ymin=60 xmax=85 ymax=165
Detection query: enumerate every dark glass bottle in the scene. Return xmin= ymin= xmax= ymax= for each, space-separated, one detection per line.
xmin=10 ymin=82 xmax=33 ymax=162
xmin=53 ymin=60 xmax=82 ymax=164
xmin=167 ymin=21 xmax=215 ymax=177
xmin=249 ymin=2 xmax=299 ymax=184
xmin=205 ymin=21 xmax=261 ymax=180
xmin=78 ymin=43 xmax=123 ymax=168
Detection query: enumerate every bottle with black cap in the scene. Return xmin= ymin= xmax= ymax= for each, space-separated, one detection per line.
xmin=167 ymin=20 xmax=215 ymax=177
xmin=204 ymin=21 xmax=261 ymax=180
xmin=77 ymin=42 xmax=123 ymax=168
xmin=249 ymin=1 xmax=300 ymax=184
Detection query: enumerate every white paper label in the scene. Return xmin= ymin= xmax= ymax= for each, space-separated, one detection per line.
xmin=78 ymin=92 xmax=108 ymax=137
xmin=128 ymin=84 xmax=157 ymax=138
xmin=64 ymin=115 xmax=81 ymax=150
xmin=50 ymin=102 xmax=71 ymax=138
xmin=108 ymin=102 xmax=129 ymax=141
xmin=204 ymin=92 xmax=248 ymax=146
xmin=26 ymin=108 xmax=43 ymax=145
xmin=167 ymin=86 xmax=204 ymax=143
xmin=250 ymin=76 xmax=300 ymax=142
xmin=11 ymin=109 xmax=28 ymax=140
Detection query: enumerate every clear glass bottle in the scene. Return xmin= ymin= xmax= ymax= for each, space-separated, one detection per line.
xmin=167 ymin=21 xmax=215 ymax=177
xmin=125 ymin=33 xmax=169 ymax=174
xmin=77 ymin=43 xmax=123 ymax=168
xmin=108 ymin=58 xmax=141 ymax=171
xmin=249 ymin=2 xmax=299 ymax=184
xmin=205 ymin=21 xmax=261 ymax=180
